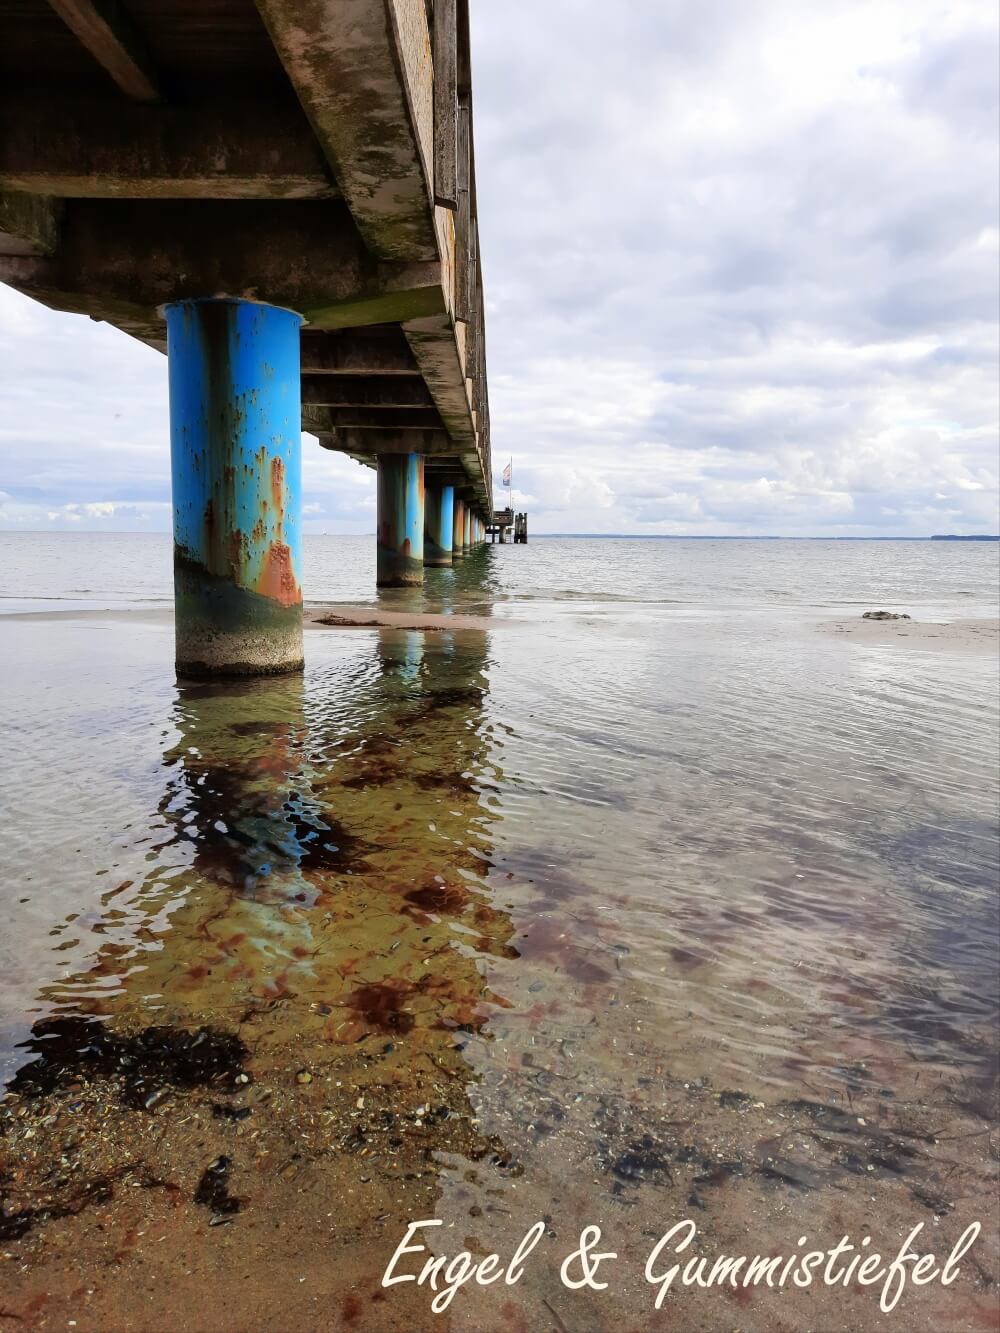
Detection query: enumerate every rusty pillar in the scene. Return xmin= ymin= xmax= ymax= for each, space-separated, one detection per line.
xmin=166 ymin=298 xmax=304 ymax=677
xmin=424 ymin=483 xmax=454 ymax=567
xmin=376 ymin=453 xmax=424 ymax=586
xmin=452 ymin=497 xmax=466 ymax=558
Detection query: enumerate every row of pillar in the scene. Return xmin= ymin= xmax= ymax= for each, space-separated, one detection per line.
xmin=166 ymin=296 xmax=491 ymax=678
xmin=375 ymin=454 xmax=488 ymax=588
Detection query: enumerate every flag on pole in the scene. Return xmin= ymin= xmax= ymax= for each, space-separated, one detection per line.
xmin=502 ymin=461 xmax=511 ymax=485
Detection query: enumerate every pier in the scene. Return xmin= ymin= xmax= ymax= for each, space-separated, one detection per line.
xmin=488 ymin=507 xmax=513 ymax=543
xmin=486 ymin=508 xmax=528 ymax=543
xmin=0 ymin=0 xmax=507 ymax=673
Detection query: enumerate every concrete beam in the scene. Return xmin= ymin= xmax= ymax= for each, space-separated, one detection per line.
xmin=454 ymin=98 xmax=471 ymax=322
xmin=254 ymin=0 xmax=437 ymax=262
xmin=307 ymin=261 xmax=443 ymax=329
xmin=322 ymin=407 xmax=442 ymax=430
xmin=336 ymin=428 xmax=456 ymax=457
xmin=433 ymin=0 xmax=458 ymax=209
xmin=300 ymin=404 xmax=336 ymax=438
xmin=0 ymin=98 xmax=338 ymax=200
xmin=300 ymin=330 xmax=420 ymax=376
xmin=301 ymin=377 xmax=433 ymax=407
xmin=0 ymin=200 xmax=444 ymax=329
xmin=0 ymin=192 xmax=61 ymax=257
xmin=46 ymin=0 xmax=161 ymax=102
xmin=403 ymin=311 xmax=476 ymax=447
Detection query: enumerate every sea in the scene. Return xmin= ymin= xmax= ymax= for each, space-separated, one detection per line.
xmin=1 ymin=532 xmax=998 ymax=1330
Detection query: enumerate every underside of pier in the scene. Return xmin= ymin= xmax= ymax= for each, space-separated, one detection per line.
xmin=0 ymin=0 xmax=492 ymax=514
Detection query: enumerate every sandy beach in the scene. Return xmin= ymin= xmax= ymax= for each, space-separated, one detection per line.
xmin=819 ymin=616 xmax=999 ymax=652
xmin=307 ymin=605 xmax=500 ymax=632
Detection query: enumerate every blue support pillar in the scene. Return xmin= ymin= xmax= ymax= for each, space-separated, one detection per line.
xmin=452 ymin=497 xmax=466 ymax=558
xmin=166 ymin=298 xmax=304 ymax=677
xmin=425 ymin=483 xmax=454 ymax=567
xmin=377 ymin=453 xmax=424 ymax=586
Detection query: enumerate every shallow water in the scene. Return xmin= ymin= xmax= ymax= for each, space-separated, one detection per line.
xmin=1 ymin=535 xmax=998 ymax=1331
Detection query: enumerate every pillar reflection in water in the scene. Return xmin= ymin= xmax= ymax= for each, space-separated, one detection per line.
xmin=26 ymin=629 xmax=511 ymax=1032
xmin=6 ymin=622 xmax=519 ymax=1320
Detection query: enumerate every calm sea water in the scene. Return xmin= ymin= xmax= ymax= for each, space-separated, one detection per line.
xmin=1 ymin=533 xmax=998 ymax=1329
xmin=1 ymin=530 xmax=998 ymax=616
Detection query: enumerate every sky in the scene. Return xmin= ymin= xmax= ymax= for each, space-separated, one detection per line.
xmin=1 ymin=0 xmax=998 ymax=536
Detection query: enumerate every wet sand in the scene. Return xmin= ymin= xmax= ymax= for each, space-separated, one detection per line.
xmin=307 ymin=605 xmax=500 ymax=632
xmin=2 ymin=1007 xmax=996 ymax=1333
xmin=0 ymin=605 xmax=501 ymax=633
xmin=819 ymin=617 xmax=999 ymax=653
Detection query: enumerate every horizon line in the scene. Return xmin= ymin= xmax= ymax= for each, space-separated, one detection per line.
xmin=3 ymin=529 xmax=999 ymax=542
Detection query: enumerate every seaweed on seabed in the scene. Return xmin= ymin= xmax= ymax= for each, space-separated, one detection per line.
xmin=194 ymin=1155 xmax=244 ymax=1222
xmin=6 ymin=1015 xmax=250 ymax=1109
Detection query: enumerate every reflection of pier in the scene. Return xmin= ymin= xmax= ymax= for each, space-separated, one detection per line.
xmin=0 ymin=0 xmax=508 ymax=672
xmin=27 ymin=625 xmax=511 ymax=1036
xmin=3 ymin=614 xmax=523 ymax=1325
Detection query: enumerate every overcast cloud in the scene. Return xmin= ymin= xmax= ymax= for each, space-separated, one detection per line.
xmin=1 ymin=0 xmax=998 ymax=535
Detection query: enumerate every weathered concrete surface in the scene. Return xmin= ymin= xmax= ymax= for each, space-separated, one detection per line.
xmin=255 ymin=0 xmax=437 ymax=261
xmin=8 ymin=200 xmax=436 ymax=324
xmin=300 ymin=328 xmax=420 ymax=376
xmin=0 ymin=190 xmax=60 ymax=256
xmin=0 ymin=97 xmax=339 ymax=199
xmin=47 ymin=0 xmax=161 ymax=102
xmin=300 ymin=376 xmax=433 ymax=407
xmin=320 ymin=406 xmax=442 ymax=430
xmin=0 ymin=0 xmax=493 ymax=514
xmin=337 ymin=427 xmax=458 ymax=457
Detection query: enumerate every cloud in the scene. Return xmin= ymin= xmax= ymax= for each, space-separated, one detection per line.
xmin=1 ymin=0 xmax=997 ymax=535
xmin=471 ymin=0 xmax=999 ymax=534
